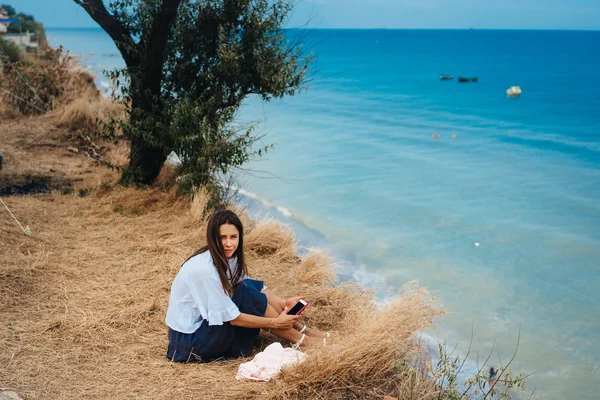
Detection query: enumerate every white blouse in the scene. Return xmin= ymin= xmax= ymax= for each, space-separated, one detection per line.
xmin=165 ymin=251 xmax=246 ymax=333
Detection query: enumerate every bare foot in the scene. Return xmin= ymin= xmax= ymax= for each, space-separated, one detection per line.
xmin=299 ymin=335 xmax=333 ymax=348
xmin=303 ymin=326 xmax=334 ymax=339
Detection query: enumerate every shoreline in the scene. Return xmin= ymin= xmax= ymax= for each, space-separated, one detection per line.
xmin=234 ymin=189 xmax=499 ymax=395
xmin=234 ymin=188 xmax=387 ymax=289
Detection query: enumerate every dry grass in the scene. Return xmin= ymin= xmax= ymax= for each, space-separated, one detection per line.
xmin=0 ymin=100 xmax=21 ymax=120
xmin=270 ymin=282 xmax=441 ymax=400
xmin=0 ymin=112 xmax=443 ymax=400
xmin=51 ymin=91 xmax=125 ymax=135
xmin=1 ymin=50 xmax=121 ymax=130
xmin=0 ymin=115 xmax=121 ymax=190
xmin=1 ymin=52 xmax=100 ymax=116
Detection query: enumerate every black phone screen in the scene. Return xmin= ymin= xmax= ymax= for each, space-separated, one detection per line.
xmin=287 ymin=301 xmax=306 ymax=315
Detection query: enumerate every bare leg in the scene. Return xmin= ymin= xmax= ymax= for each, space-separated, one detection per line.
xmin=263 ymin=289 xmax=332 ymax=339
xmin=262 ymin=290 xmax=286 ymax=313
xmin=263 ymin=303 xmax=322 ymax=347
xmin=263 ymin=302 xmax=300 ymax=343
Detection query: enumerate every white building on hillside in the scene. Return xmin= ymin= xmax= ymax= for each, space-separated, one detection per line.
xmin=3 ymin=32 xmax=34 ymax=47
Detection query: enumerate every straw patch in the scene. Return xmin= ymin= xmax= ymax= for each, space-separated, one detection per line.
xmin=267 ymin=283 xmax=441 ymax=400
xmin=51 ymin=93 xmax=125 ymax=135
xmin=0 ymin=100 xmax=21 ymax=119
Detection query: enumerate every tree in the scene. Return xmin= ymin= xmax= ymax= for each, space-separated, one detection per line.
xmin=0 ymin=38 xmax=21 ymax=63
xmin=74 ymin=0 xmax=310 ymax=188
xmin=1 ymin=4 xmax=16 ymax=15
xmin=4 ymin=7 xmax=46 ymax=43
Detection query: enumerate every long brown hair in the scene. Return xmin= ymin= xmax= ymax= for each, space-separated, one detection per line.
xmin=185 ymin=210 xmax=247 ymax=296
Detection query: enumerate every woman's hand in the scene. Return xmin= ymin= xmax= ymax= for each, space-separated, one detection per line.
xmin=281 ymin=296 xmax=305 ymax=311
xmin=270 ymin=307 xmax=301 ymax=330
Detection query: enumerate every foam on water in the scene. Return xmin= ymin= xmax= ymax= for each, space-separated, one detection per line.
xmin=228 ymin=185 xmax=294 ymax=219
xmin=276 ymin=207 xmax=293 ymax=218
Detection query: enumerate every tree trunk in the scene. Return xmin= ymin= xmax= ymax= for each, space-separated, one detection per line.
xmin=120 ymin=137 xmax=167 ymax=186
xmin=74 ymin=0 xmax=183 ymax=186
xmin=120 ymin=74 xmax=168 ymax=186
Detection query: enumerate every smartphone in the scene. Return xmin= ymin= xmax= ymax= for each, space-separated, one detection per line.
xmin=287 ymin=300 xmax=308 ymax=315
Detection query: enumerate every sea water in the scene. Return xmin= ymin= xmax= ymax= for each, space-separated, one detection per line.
xmin=47 ymin=28 xmax=600 ymax=399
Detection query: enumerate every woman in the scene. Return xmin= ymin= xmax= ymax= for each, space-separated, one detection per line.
xmin=165 ymin=209 xmax=330 ymax=362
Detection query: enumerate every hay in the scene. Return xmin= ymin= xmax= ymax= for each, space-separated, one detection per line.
xmin=0 ymin=113 xmax=443 ymax=399
xmin=51 ymin=94 xmax=125 ymax=135
xmin=269 ymin=283 xmax=441 ymax=400
xmin=0 ymin=100 xmax=21 ymax=120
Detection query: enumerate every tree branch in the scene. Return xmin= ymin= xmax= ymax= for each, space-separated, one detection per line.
xmin=483 ymin=326 xmax=522 ymax=399
xmin=72 ymin=0 xmax=138 ymax=67
xmin=142 ymin=0 xmax=183 ymax=94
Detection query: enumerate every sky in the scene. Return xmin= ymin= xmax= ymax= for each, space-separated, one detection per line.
xmin=6 ymin=0 xmax=600 ymax=30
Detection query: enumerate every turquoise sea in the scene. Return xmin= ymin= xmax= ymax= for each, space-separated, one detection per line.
xmin=48 ymin=28 xmax=600 ymax=399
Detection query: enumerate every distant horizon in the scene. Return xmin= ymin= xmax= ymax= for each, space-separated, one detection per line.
xmin=44 ymin=26 xmax=600 ymax=32
xmin=10 ymin=0 xmax=599 ymax=31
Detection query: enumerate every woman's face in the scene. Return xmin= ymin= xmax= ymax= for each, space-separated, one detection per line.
xmin=219 ymin=223 xmax=239 ymax=258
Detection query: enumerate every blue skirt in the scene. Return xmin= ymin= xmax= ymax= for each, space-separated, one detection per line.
xmin=166 ymin=278 xmax=267 ymax=362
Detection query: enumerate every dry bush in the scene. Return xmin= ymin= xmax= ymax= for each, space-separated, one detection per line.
xmin=268 ymin=282 xmax=442 ymax=400
xmin=245 ymin=219 xmax=299 ymax=260
xmin=50 ymin=74 xmax=128 ymax=168
xmin=1 ymin=49 xmax=70 ymax=115
xmin=0 ymin=99 xmax=21 ymax=119
xmin=101 ymin=140 xmax=130 ymax=169
xmin=52 ymin=93 xmax=125 ymax=134
xmin=189 ymin=187 xmax=211 ymax=223
xmin=1 ymin=47 xmax=99 ymax=116
xmin=61 ymin=68 xmax=100 ymax=105
xmin=153 ymin=163 xmax=182 ymax=190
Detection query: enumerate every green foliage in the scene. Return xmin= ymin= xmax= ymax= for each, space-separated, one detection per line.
xmin=434 ymin=340 xmax=530 ymax=400
xmin=1 ymin=4 xmax=16 ymax=15
xmin=79 ymin=0 xmax=311 ymax=192
xmin=166 ymin=97 xmax=274 ymax=193
xmin=6 ymin=13 xmax=45 ymax=37
xmin=2 ymin=4 xmax=46 ymax=43
xmin=0 ymin=37 xmax=21 ymax=63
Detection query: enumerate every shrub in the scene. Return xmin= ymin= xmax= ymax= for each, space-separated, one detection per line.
xmin=0 ymin=37 xmax=22 ymax=63
xmin=53 ymin=94 xmax=125 ymax=135
xmin=1 ymin=47 xmax=97 ymax=116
